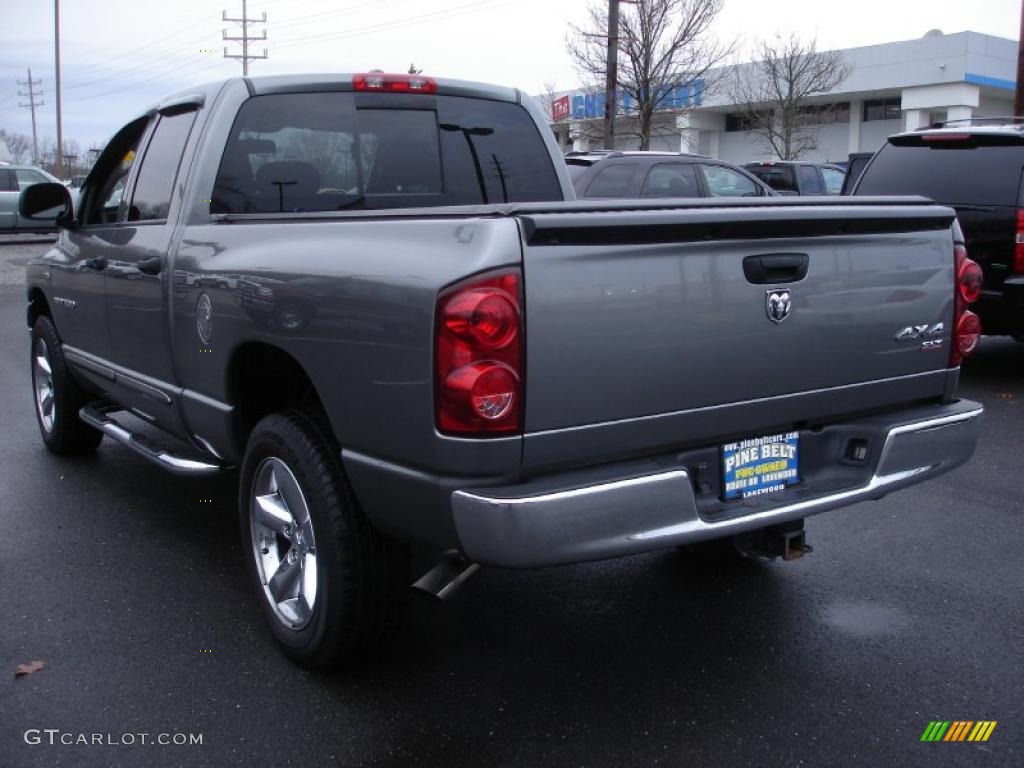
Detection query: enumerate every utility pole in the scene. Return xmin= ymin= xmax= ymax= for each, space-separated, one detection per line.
xmin=223 ymin=0 xmax=268 ymax=76
xmin=603 ymin=0 xmax=619 ymax=149
xmin=17 ymin=68 xmax=44 ymax=164
xmin=54 ymin=0 xmax=63 ymax=177
xmin=1016 ymin=0 xmax=1024 ymax=116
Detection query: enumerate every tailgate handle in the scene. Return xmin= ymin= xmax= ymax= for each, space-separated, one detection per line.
xmin=743 ymin=253 xmax=809 ymax=284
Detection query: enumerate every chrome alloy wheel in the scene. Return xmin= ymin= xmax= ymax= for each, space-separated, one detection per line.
xmin=33 ymin=337 xmax=56 ymax=433
xmin=249 ymin=457 xmax=318 ymax=630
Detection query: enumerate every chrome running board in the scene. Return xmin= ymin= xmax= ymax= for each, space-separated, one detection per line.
xmin=79 ymin=403 xmax=226 ymax=477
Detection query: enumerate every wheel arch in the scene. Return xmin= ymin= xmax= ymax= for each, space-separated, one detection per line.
xmin=225 ymin=341 xmax=334 ymax=454
xmin=27 ymin=287 xmax=52 ymax=329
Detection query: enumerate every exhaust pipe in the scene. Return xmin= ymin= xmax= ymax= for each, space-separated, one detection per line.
xmin=411 ymin=554 xmax=480 ymax=601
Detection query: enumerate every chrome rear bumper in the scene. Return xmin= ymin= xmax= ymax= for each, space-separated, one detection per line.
xmin=451 ymin=401 xmax=983 ymax=568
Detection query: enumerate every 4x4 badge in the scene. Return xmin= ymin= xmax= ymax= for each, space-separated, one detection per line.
xmin=766 ymin=289 xmax=792 ymax=324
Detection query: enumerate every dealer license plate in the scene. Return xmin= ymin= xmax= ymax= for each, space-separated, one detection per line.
xmin=721 ymin=431 xmax=800 ymax=500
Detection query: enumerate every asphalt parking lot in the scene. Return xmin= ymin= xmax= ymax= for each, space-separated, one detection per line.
xmin=1 ymin=236 xmax=1021 ymax=768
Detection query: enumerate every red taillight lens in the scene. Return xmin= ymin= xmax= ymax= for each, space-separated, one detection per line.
xmin=353 ymin=73 xmax=438 ymax=94
xmin=950 ymin=243 xmax=983 ymax=366
xmin=955 ymin=310 xmax=981 ymax=358
xmin=1015 ymin=209 xmax=1024 ymax=273
xmin=957 ymin=252 xmax=983 ymax=304
xmin=436 ymin=270 xmax=522 ymax=435
xmin=443 ymin=290 xmax=518 ymax=349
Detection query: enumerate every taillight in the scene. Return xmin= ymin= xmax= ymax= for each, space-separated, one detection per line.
xmin=950 ymin=243 xmax=983 ymax=366
xmin=1015 ymin=209 xmax=1024 ymax=273
xmin=353 ymin=72 xmax=437 ymax=94
xmin=436 ymin=269 xmax=522 ymax=435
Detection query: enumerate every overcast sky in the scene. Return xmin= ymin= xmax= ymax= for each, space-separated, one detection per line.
xmin=0 ymin=0 xmax=1019 ymax=151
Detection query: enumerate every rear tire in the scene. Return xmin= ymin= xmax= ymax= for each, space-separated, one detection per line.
xmin=30 ymin=315 xmax=103 ymax=455
xmin=239 ymin=410 xmax=408 ymax=669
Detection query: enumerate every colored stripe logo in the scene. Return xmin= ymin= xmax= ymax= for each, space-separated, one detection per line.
xmin=921 ymin=721 xmax=997 ymax=742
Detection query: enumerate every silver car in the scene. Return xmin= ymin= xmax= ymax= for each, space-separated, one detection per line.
xmin=0 ymin=164 xmax=73 ymax=232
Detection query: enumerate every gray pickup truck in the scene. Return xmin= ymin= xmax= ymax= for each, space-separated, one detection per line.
xmin=21 ymin=72 xmax=985 ymax=668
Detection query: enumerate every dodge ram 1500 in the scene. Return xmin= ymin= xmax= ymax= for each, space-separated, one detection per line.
xmin=21 ymin=72 xmax=984 ymax=668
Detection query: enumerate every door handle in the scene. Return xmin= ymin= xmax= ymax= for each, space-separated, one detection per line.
xmin=84 ymin=256 xmax=107 ymax=271
xmin=137 ymin=256 xmax=163 ymax=276
xmin=743 ymin=253 xmax=809 ymax=284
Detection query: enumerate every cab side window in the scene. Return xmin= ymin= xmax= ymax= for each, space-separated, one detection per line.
xmin=641 ymin=163 xmax=700 ymax=198
xmin=701 ymin=165 xmax=759 ymax=197
xmin=822 ymin=167 xmax=845 ymax=195
xmin=128 ymin=111 xmax=196 ymax=221
xmin=15 ymin=168 xmax=48 ymax=190
xmin=0 ymin=169 xmax=16 ymax=192
xmin=585 ymin=163 xmax=637 ymax=197
xmin=81 ymin=116 xmax=150 ymax=227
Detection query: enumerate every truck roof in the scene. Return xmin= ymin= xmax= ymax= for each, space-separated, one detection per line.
xmin=147 ymin=73 xmax=522 ymax=116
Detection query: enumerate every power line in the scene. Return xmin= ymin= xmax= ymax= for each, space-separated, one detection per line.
xmin=64 ymin=55 xmax=229 ymax=103
xmin=62 ymin=30 xmax=221 ymax=92
xmin=273 ymin=0 xmax=505 ymax=51
xmin=72 ymin=11 xmax=222 ymax=74
xmin=17 ymin=67 xmax=44 ymax=163
xmin=223 ymin=1 xmax=268 ymax=76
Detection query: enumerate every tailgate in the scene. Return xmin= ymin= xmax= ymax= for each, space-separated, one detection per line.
xmin=518 ymin=201 xmax=956 ymax=466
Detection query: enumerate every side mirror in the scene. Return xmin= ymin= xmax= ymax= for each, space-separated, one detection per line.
xmin=20 ymin=182 xmax=75 ymax=229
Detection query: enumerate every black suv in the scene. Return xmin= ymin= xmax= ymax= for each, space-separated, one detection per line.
xmin=566 ymin=151 xmax=774 ymax=199
xmin=744 ymin=161 xmax=847 ymax=196
xmin=853 ymin=119 xmax=1024 ymax=339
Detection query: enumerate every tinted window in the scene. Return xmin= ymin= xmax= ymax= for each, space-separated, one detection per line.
xmin=822 ymin=167 xmax=845 ymax=195
xmin=213 ymin=92 xmax=560 ymax=213
xmin=702 ymin=165 xmax=759 ymax=197
xmin=129 ymin=111 xmax=196 ymax=221
xmin=797 ymin=165 xmax=824 ymax=194
xmin=15 ymin=168 xmax=48 ymax=189
xmin=82 ymin=117 xmax=150 ymax=226
xmin=584 ymin=163 xmax=637 ymax=197
xmin=746 ymin=165 xmax=796 ymax=192
xmin=641 ymin=163 xmax=700 ymax=198
xmin=855 ymin=142 xmax=1024 ymax=206
xmin=0 ymin=169 xmax=15 ymax=192
xmin=566 ymin=160 xmax=593 ymax=183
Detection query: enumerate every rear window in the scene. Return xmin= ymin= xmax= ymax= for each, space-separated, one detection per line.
xmin=212 ymin=92 xmax=562 ymax=213
xmin=747 ymin=165 xmax=796 ymax=192
xmin=855 ymin=140 xmax=1024 ymax=207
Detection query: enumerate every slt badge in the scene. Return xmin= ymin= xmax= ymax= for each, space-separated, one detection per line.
xmin=196 ymin=292 xmax=213 ymax=345
xmin=765 ymin=289 xmax=792 ymax=324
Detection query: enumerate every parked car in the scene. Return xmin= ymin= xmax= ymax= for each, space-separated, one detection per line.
xmin=567 ymin=150 xmax=774 ymax=199
xmin=21 ymin=72 xmax=983 ymax=668
xmin=853 ymin=118 xmax=1024 ymax=340
xmin=0 ymin=164 xmax=69 ymax=232
xmin=839 ymin=152 xmax=875 ymax=195
xmin=744 ymin=161 xmax=846 ymax=196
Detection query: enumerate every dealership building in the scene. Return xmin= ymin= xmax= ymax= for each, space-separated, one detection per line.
xmin=546 ymin=30 xmax=1017 ymax=163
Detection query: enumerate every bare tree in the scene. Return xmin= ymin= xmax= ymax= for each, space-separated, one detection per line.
xmin=0 ymin=130 xmax=33 ymax=164
xmin=537 ymin=80 xmax=560 ymax=121
xmin=729 ymin=35 xmax=851 ymax=160
xmin=568 ymin=0 xmax=731 ymax=150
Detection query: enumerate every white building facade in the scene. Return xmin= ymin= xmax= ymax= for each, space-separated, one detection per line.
xmin=546 ymin=31 xmax=1017 ymax=164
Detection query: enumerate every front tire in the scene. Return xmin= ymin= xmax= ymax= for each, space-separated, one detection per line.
xmin=30 ymin=315 xmax=103 ymax=455
xmin=239 ymin=411 xmax=408 ymax=668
